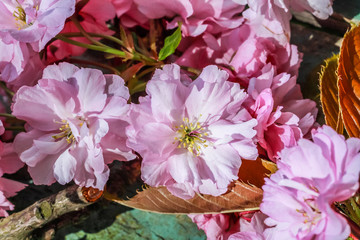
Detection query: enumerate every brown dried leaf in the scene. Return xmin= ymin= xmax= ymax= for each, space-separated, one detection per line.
xmin=338 ymin=24 xmax=360 ymax=137
xmin=319 ymin=54 xmax=344 ymax=134
xmin=111 ymin=180 xmax=262 ymax=214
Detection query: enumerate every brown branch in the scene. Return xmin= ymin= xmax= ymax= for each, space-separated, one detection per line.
xmin=0 ymin=159 xmax=142 ymax=239
xmin=0 ymin=185 xmax=92 ymax=240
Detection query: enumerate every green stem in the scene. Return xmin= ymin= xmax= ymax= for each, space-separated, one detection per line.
xmin=70 ymin=16 xmax=107 ymax=47
xmin=55 ymin=35 xmax=126 ymax=57
xmin=345 ymin=198 xmax=360 ymax=225
xmin=5 ymin=126 xmax=25 ymax=131
xmin=0 ymin=82 xmax=14 ymax=97
xmin=61 ymin=32 xmax=124 ymax=46
xmin=0 ymin=113 xmax=16 ymax=118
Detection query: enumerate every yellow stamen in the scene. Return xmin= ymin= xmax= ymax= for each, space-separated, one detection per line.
xmin=173 ymin=116 xmax=210 ymax=156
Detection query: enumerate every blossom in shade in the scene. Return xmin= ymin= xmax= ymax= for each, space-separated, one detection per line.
xmin=190 ymin=212 xmax=268 ymax=240
xmin=261 ymin=125 xmax=360 ymax=239
xmin=228 ymin=212 xmax=268 ymax=240
xmin=0 ymin=142 xmax=27 ymax=217
xmin=12 ymin=62 xmax=135 ymax=190
xmin=0 ymin=0 xmax=75 ymax=51
xmin=189 ymin=213 xmax=241 ymax=240
xmin=47 ymin=0 xmax=115 ymax=62
xmin=0 ymin=35 xmax=31 ymax=83
xmin=126 ymin=64 xmax=258 ymax=199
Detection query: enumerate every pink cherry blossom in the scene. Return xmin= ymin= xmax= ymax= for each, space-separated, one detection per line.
xmin=111 ymin=0 xmax=149 ymax=28
xmin=126 ymin=0 xmax=246 ymax=37
xmin=0 ymin=0 xmax=75 ymax=52
xmin=47 ymin=0 xmax=115 ymax=62
xmin=243 ymin=0 xmax=333 ymax=44
xmin=177 ymin=25 xmax=302 ymax=87
xmin=261 ymin=125 xmax=360 ymax=239
xmin=0 ymin=34 xmax=31 ymax=83
xmin=189 ymin=213 xmax=241 ymax=240
xmin=126 ymin=64 xmax=258 ymax=199
xmin=228 ymin=212 xmax=268 ymax=240
xmin=12 ymin=62 xmax=135 ymax=190
xmin=0 ymin=143 xmax=27 ymax=217
xmin=190 ymin=212 xmax=268 ymax=240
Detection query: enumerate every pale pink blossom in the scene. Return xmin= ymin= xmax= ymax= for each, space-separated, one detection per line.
xmin=47 ymin=0 xmax=115 ymax=62
xmin=0 ymin=35 xmax=31 ymax=83
xmin=126 ymin=64 xmax=258 ymax=199
xmin=13 ymin=62 xmax=135 ymax=190
xmin=0 ymin=0 xmax=75 ymax=51
xmin=0 ymin=143 xmax=27 ymax=217
xmin=261 ymin=125 xmax=360 ymax=239
xmin=6 ymin=48 xmax=45 ymax=91
xmin=243 ymin=0 xmax=334 ymax=44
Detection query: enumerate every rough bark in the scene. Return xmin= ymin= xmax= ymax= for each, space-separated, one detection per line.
xmin=0 ymin=185 xmax=92 ymax=240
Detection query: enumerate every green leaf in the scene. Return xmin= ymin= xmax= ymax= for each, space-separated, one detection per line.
xmin=158 ymin=24 xmax=182 ymax=61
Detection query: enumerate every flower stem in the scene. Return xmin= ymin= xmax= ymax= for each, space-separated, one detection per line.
xmin=55 ymin=34 xmax=126 ymax=57
xmin=60 ymin=32 xmax=124 ymax=46
xmin=0 ymin=113 xmax=16 ymax=118
xmin=5 ymin=126 xmax=25 ymax=131
xmin=0 ymin=82 xmax=14 ymax=97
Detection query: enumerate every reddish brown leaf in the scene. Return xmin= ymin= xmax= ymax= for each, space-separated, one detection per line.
xmin=319 ymin=54 xmax=344 ymax=134
xmin=338 ymin=25 xmax=360 ymax=137
xmin=120 ymin=62 xmax=144 ymax=82
xmin=110 ymin=180 xmax=263 ymax=214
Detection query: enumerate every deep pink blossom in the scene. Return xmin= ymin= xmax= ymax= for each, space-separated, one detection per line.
xmin=0 ymin=0 xmax=75 ymax=51
xmin=0 ymin=143 xmax=26 ymax=217
xmin=13 ymin=62 xmax=135 ymax=190
xmin=126 ymin=64 xmax=258 ymax=199
xmin=261 ymin=125 xmax=360 ymax=239
xmin=126 ymin=0 xmax=246 ymax=37
xmin=190 ymin=212 xmax=268 ymax=240
xmin=177 ymin=26 xmax=302 ymax=86
xmin=47 ymin=0 xmax=115 ymax=62
xmin=189 ymin=213 xmax=241 ymax=240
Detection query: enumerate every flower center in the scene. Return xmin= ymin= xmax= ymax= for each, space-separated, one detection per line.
xmin=13 ymin=6 xmax=27 ymax=29
xmin=52 ymin=120 xmax=76 ymax=144
xmin=296 ymin=198 xmax=322 ymax=231
xmin=174 ymin=117 xmax=209 ymax=155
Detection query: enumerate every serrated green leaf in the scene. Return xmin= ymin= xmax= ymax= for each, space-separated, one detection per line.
xmin=158 ymin=24 xmax=182 ymax=61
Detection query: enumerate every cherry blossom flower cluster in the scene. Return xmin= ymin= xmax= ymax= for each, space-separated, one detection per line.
xmin=0 ymin=0 xmax=358 ymax=239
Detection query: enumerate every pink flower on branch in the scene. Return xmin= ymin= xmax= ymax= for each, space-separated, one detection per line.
xmin=12 ymin=62 xmax=135 ymax=190
xmin=126 ymin=64 xmax=258 ymax=199
xmin=261 ymin=126 xmax=360 ymax=239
